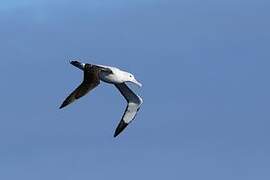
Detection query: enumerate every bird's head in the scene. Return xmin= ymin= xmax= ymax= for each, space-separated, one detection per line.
xmin=122 ymin=72 xmax=142 ymax=87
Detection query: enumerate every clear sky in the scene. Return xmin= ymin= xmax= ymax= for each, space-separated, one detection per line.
xmin=0 ymin=0 xmax=270 ymax=179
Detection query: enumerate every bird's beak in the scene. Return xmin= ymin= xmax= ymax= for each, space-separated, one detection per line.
xmin=133 ymin=79 xmax=142 ymax=87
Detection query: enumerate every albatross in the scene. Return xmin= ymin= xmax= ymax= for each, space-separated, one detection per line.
xmin=59 ymin=61 xmax=143 ymax=138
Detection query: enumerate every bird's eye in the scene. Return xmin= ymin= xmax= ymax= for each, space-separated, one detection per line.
xmin=130 ymin=75 xmax=132 ymax=78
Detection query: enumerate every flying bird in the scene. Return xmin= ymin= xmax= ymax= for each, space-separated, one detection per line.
xmin=60 ymin=61 xmax=143 ymax=137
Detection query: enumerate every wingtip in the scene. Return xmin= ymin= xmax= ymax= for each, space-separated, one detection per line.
xmin=114 ymin=120 xmax=129 ymax=138
xmin=59 ymin=104 xmax=65 ymax=109
xmin=59 ymin=101 xmax=68 ymax=109
xmin=114 ymin=132 xmax=121 ymax=138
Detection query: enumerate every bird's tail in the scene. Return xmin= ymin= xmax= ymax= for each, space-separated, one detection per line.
xmin=70 ymin=60 xmax=85 ymax=70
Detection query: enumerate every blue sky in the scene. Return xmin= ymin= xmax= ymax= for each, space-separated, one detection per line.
xmin=0 ymin=0 xmax=270 ymax=179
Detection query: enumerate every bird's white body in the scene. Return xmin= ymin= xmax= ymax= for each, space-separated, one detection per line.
xmin=99 ymin=67 xmax=123 ymax=84
xmin=75 ymin=62 xmax=142 ymax=86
